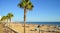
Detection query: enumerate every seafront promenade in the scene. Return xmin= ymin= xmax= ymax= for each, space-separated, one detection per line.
xmin=8 ymin=22 xmax=60 ymax=33
xmin=0 ymin=22 xmax=60 ymax=33
xmin=0 ymin=23 xmax=18 ymax=33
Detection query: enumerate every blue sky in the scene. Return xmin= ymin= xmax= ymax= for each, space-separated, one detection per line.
xmin=0 ymin=0 xmax=60 ymax=22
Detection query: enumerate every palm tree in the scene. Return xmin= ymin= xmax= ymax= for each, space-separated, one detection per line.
xmin=5 ymin=16 xmax=9 ymax=27
xmin=1 ymin=16 xmax=9 ymax=33
xmin=1 ymin=16 xmax=6 ymax=23
xmin=0 ymin=13 xmax=13 ymax=33
xmin=18 ymin=0 xmax=34 ymax=33
xmin=7 ymin=13 xmax=13 ymax=27
xmin=7 ymin=13 xmax=13 ymax=23
xmin=0 ymin=16 xmax=8 ymax=26
xmin=6 ymin=16 xmax=9 ymax=23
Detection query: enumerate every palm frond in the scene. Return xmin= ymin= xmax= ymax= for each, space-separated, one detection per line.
xmin=18 ymin=0 xmax=34 ymax=10
xmin=26 ymin=2 xmax=34 ymax=10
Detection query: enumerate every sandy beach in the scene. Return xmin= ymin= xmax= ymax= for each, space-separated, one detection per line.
xmin=5 ymin=22 xmax=60 ymax=33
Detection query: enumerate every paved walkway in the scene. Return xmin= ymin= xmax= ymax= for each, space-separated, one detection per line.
xmin=0 ymin=23 xmax=18 ymax=33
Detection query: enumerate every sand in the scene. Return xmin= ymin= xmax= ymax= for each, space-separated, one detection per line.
xmin=6 ymin=22 xmax=60 ymax=33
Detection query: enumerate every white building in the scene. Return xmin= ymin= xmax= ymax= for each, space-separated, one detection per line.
xmin=0 ymin=16 xmax=1 ymax=20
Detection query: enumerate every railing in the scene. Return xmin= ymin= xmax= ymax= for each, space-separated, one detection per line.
xmin=0 ymin=23 xmax=18 ymax=33
xmin=6 ymin=26 xmax=18 ymax=33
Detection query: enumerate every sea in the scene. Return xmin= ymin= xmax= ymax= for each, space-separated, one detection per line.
xmin=20 ymin=22 xmax=60 ymax=26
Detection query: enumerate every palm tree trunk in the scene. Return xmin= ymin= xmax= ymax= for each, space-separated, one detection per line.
xmin=9 ymin=18 xmax=11 ymax=27
xmin=24 ymin=7 xmax=27 ymax=33
xmin=10 ymin=18 xmax=12 ymax=33
xmin=10 ymin=18 xmax=11 ymax=22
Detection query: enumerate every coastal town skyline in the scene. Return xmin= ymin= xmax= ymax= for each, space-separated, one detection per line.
xmin=0 ymin=0 xmax=60 ymax=22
